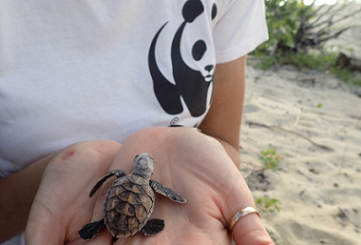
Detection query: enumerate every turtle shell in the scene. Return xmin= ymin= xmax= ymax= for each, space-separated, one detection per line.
xmin=104 ymin=174 xmax=155 ymax=238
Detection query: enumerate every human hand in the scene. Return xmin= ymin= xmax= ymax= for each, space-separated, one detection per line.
xmin=26 ymin=128 xmax=274 ymax=245
xmin=25 ymin=141 xmax=122 ymax=245
xmin=105 ymin=128 xmax=274 ymax=245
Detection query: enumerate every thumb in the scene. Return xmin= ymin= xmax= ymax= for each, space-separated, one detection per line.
xmin=221 ymin=171 xmax=274 ymax=245
xmin=232 ymin=214 xmax=274 ymax=245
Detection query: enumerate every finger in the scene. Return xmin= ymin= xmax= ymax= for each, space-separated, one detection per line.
xmin=26 ymin=141 xmax=122 ymax=245
xmin=232 ymin=214 xmax=274 ymax=245
xmin=25 ymin=197 xmax=66 ymax=245
xmin=172 ymin=129 xmax=272 ymax=245
xmin=222 ymin=174 xmax=274 ymax=245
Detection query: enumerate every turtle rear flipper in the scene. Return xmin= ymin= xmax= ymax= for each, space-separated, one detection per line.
xmin=79 ymin=219 xmax=105 ymax=240
xmin=90 ymin=170 xmax=126 ymax=197
xmin=150 ymin=180 xmax=186 ymax=203
xmin=140 ymin=219 xmax=165 ymax=236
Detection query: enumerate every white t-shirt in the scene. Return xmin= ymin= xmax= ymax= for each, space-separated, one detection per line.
xmin=0 ymin=0 xmax=267 ymax=243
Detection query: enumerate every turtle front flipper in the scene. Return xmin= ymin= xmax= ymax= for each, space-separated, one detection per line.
xmin=79 ymin=219 xmax=105 ymax=240
xmin=140 ymin=219 xmax=165 ymax=236
xmin=149 ymin=180 xmax=186 ymax=203
xmin=90 ymin=169 xmax=126 ymax=197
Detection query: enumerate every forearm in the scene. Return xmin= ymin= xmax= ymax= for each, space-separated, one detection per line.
xmin=199 ymin=56 xmax=246 ymax=167
xmin=0 ymin=153 xmax=56 ymax=242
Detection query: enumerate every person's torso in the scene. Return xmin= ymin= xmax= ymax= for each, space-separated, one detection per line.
xmin=0 ymin=0 xmax=230 ymax=176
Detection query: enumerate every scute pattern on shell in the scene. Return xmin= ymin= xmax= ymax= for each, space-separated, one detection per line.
xmin=104 ymin=175 xmax=155 ymax=238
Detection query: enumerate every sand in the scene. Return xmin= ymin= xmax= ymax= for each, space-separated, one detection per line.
xmin=241 ymin=63 xmax=361 ymax=244
xmin=238 ymin=3 xmax=361 ymax=244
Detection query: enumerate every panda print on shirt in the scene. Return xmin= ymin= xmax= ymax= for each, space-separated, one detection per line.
xmin=148 ymin=0 xmax=217 ymax=126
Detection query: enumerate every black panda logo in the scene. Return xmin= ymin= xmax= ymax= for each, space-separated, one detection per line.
xmin=148 ymin=0 xmax=217 ymax=118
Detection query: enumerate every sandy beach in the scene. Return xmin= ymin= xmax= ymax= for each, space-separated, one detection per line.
xmin=238 ymin=3 xmax=361 ymax=244
xmin=241 ymin=63 xmax=361 ymax=244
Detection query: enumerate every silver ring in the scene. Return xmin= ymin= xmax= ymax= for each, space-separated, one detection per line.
xmin=228 ymin=207 xmax=260 ymax=232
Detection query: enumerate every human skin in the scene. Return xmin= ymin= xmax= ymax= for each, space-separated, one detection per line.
xmin=0 ymin=141 xmax=122 ymax=243
xmin=0 ymin=56 xmax=271 ymax=244
xmin=26 ymin=128 xmax=274 ymax=245
xmin=199 ymin=56 xmax=247 ymax=167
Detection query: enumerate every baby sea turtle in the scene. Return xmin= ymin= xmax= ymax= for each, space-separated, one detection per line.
xmin=78 ymin=152 xmax=186 ymax=243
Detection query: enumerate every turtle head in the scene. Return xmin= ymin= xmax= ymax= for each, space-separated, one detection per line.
xmin=131 ymin=153 xmax=154 ymax=179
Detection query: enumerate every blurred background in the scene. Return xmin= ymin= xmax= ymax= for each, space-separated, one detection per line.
xmin=239 ymin=1 xmax=361 ymax=244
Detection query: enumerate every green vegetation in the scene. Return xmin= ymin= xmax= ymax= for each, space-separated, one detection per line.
xmin=259 ymin=148 xmax=283 ymax=171
xmin=255 ymin=197 xmax=281 ymax=212
xmin=329 ymin=66 xmax=361 ymax=86
xmin=253 ymin=0 xmax=361 ymax=87
xmin=256 ymin=0 xmax=310 ymax=53
xmin=254 ymin=51 xmax=338 ymax=71
xmin=254 ymin=51 xmax=361 ymax=86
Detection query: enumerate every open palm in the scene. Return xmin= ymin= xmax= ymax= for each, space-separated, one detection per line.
xmin=26 ymin=128 xmax=273 ymax=245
